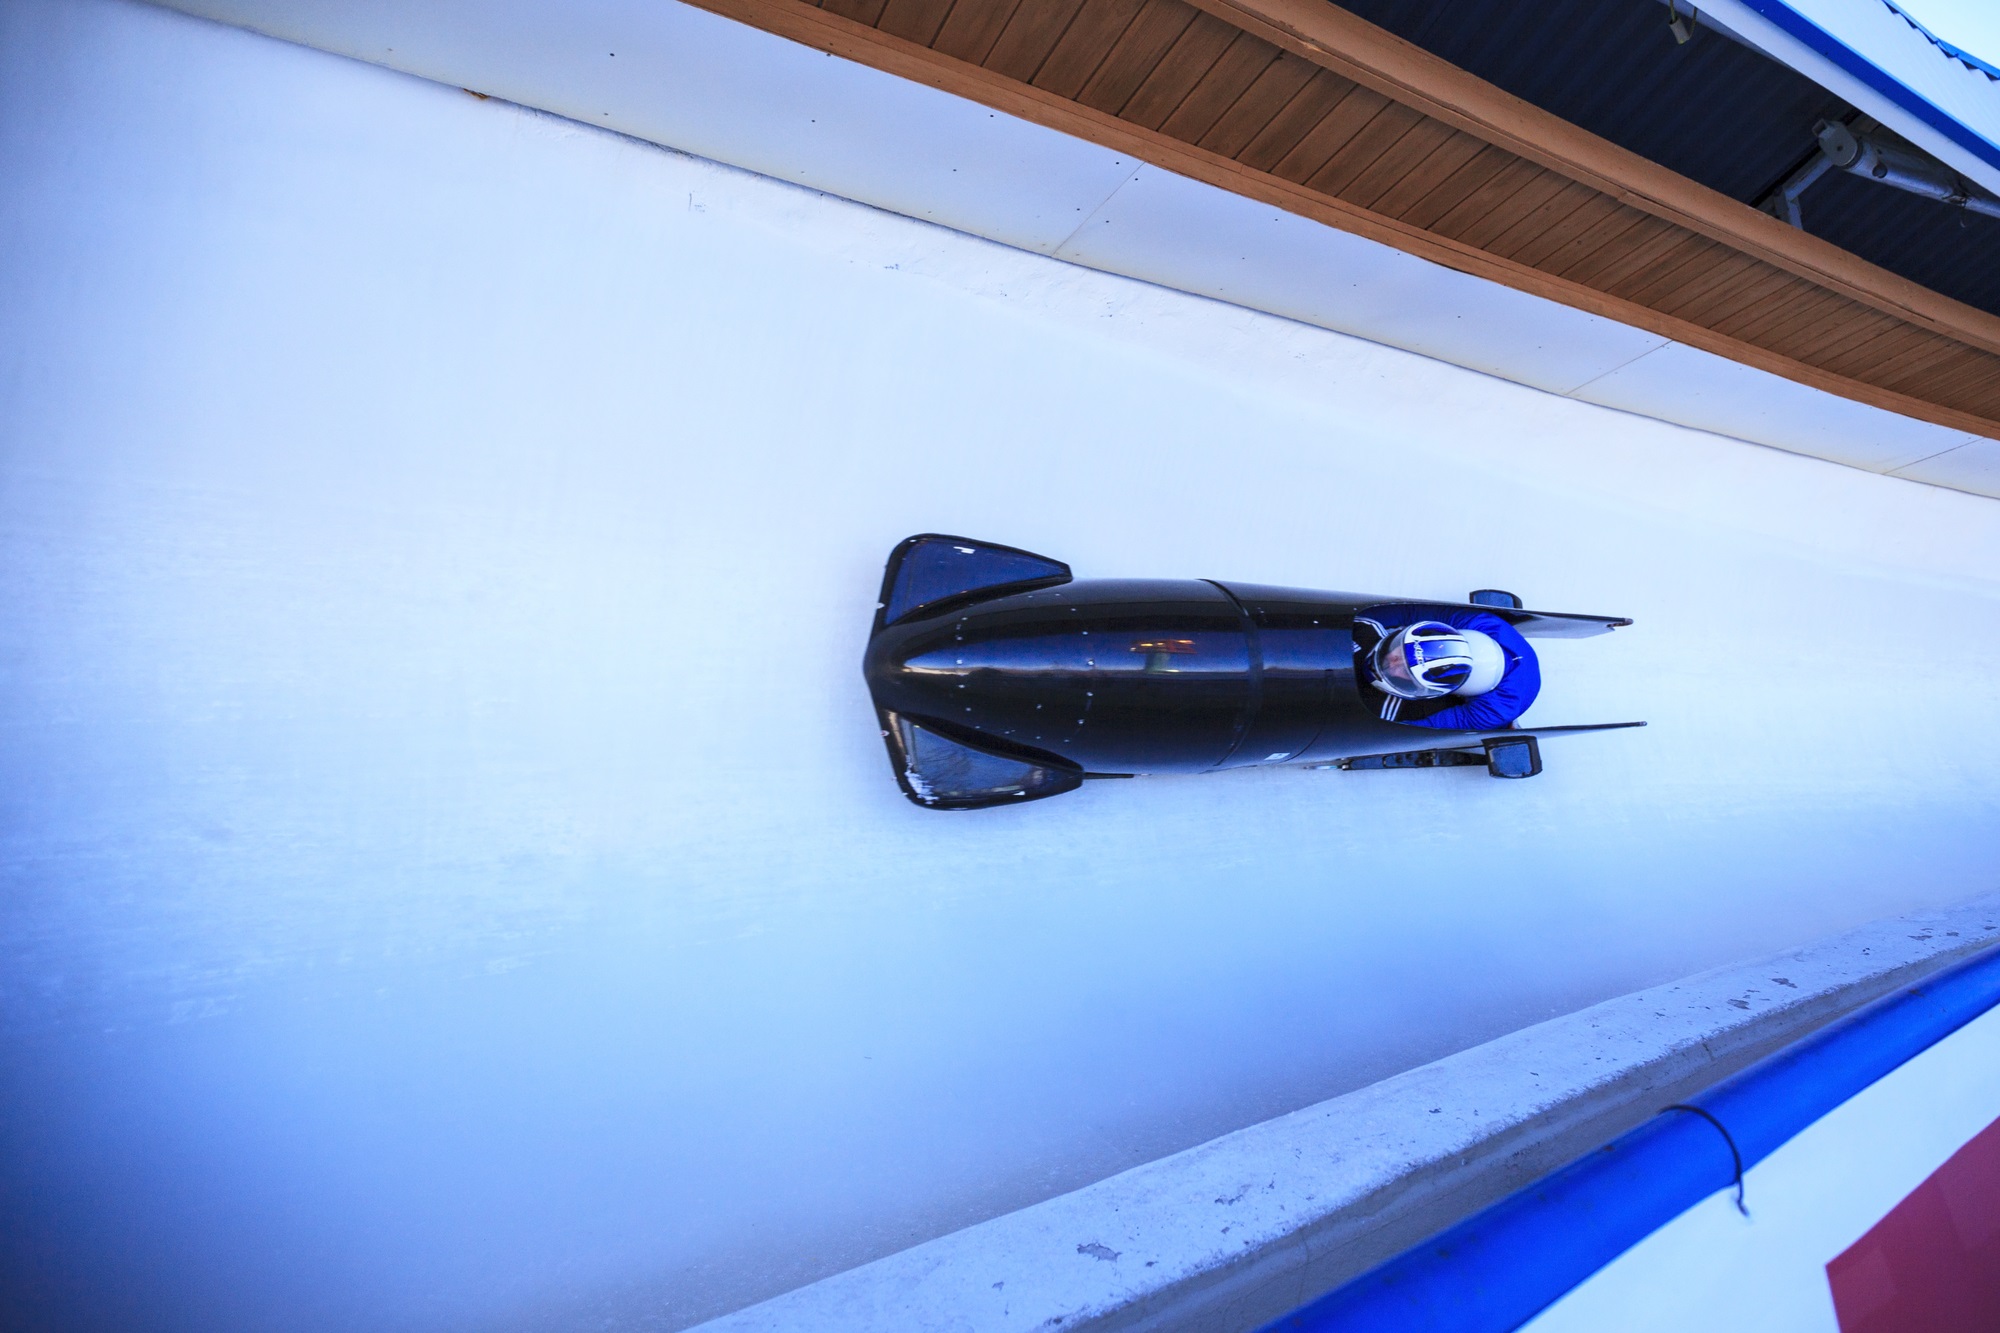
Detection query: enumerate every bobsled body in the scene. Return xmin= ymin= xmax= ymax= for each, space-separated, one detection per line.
xmin=863 ymin=535 xmax=1639 ymax=809
xmin=867 ymin=577 xmax=1408 ymax=776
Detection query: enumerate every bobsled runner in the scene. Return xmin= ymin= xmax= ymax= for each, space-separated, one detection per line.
xmin=863 ymin=534 xmax=1643 ymax=810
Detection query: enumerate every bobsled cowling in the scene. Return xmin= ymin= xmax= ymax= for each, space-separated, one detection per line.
xmin=863 ymin=535 xmax=1640 ymax=810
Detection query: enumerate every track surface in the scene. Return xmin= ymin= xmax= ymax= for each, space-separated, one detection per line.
xmin=3 ymin=2 xmax=1999 ymax=1329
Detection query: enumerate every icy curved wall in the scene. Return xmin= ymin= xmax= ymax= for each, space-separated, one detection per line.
xmin=2 ymin=1 xmax=1998 ymax=1329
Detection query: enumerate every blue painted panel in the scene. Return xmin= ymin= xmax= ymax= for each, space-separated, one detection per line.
xmin=1258 ymin=941 xmax=2000 ymax=1332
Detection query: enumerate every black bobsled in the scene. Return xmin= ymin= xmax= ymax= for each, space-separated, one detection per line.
xmin=863 ymin=535 xmax=1643 ymax=810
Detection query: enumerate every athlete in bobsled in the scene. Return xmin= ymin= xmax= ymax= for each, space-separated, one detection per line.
xmin=1357 ymin=611 xmax=1538 ymax=732
xmin=863 ymin=534 xmax=1641 ymax=810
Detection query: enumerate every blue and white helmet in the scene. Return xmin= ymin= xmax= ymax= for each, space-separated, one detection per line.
xmin=1371 ymin=621 xmax=1506 ymax=700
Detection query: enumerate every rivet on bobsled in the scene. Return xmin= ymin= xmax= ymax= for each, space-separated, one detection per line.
xmin=862 ymin=534 xmax=1644 ymax=810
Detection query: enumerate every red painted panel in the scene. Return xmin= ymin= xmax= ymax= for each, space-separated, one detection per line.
xmin=1827 ymin=1115 xmax=2000 ymax=1333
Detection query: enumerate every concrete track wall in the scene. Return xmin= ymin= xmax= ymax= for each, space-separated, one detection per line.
xmin=695 ymin=898 xmax=2000 ymax=1333
xmin=2 ymin=2 xmax=1998 ymax=1329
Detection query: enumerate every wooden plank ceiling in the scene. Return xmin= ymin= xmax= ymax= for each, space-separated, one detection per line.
xmin=689 ymin=0 xmax=2000 ymax=441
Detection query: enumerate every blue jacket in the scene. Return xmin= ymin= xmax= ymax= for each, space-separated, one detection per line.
xmin=1357 ymin=605 xmax=1540 ymax=731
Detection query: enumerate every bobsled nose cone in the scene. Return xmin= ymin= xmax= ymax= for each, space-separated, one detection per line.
xmin=864 ymin=619 xmax=965 ymax=719
xmin=862 ymin=621 xmax=920 ymax=689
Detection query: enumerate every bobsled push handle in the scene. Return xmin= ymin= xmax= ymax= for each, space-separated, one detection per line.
xmin=875 ymin=534 xmax=1072 ymax=629
xmin=1333 ymin=736 xmax=1540 ymax=778
xmin=1330 ymin=722 xmax=1643 ymax=779
xmin=1483 ymin=607 xmax=1633 ymax=638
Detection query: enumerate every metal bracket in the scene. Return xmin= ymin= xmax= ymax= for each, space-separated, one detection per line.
xmin=1666 ymin=0 xmax=1697 ymax=45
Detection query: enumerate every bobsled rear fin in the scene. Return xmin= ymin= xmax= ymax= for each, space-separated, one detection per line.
xmin=879 ymin=710 xmax=1084 ymax=811
xmin=1482 ymin=608 xmax=1633 ymax=638
xmin=876 ymin=534 xmax=1071 ymax=630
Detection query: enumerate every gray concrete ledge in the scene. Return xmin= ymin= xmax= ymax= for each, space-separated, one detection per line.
xmin=693 ymin=893 xmax=2000 ymax=1333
